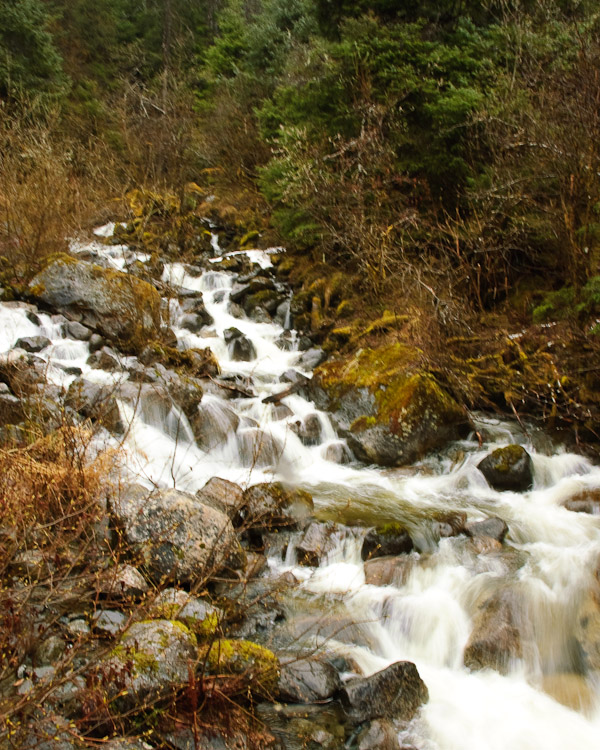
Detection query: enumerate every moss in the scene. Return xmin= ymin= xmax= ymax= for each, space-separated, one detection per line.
xmin=487 ymin=444 xmax=526 ymax=473
xmin=239 ymin=229 xmax=259 ymax=247
xmin=111 ymin=644 xmax=159 ymax=675
xmin=198 ymin=639 xmax=279 ymax=697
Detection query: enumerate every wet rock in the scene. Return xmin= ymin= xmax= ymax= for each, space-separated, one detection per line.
xmin=465 ymin=517 xmax=509 ymax=543
xmin=362 ymin=523 xmax=413 ymax=561
xmin=312 ymin=344 xmax=468 ymax=467
xmin=243 ymin=483 xmax=314 ymax=530
xmin=250 ymin=305 xmax=272 ymax=323
xmin=110 ymin=484 xmax=245 ymax=583
xmin=63 ymin=320 xmax=92 ymax=341
xmin=230 ymin=277 xmax=276 ymax=304
xmin=237 ymin=428 xmax=285 ymax=467
xmin=244 ymin=289 xmax=282 ymax=316
xmin=103 ymin=740 xmax=152 ymax=750
xmin=354 ymin=719 xmax=402 ymax=750
xmin=65 ymin=378 xmax=123 ymax=432
xmin=224 ymin=327 xmax=257 ymax=361
xmin=98 ymin=619 xmax=197 ymax=708
xmin=463 ymin=587 xmax=524 ymax=673
xmin=180 ymin=312 xmax=212 ymax=333
xmin=29 ymin=256 xmax=162 ymax=347
xmin=275 ymin=332 xmax=295 ymax=351
xmin=477 ymin=444 xmax=533 ymax=492
xmin=15 ymin=335 xmax=51 ymax=353
xmin=87 ymin=346 xmax=123 ymax=371
xmin=563 ymin=488 xmax=600 ymax=514
xmin=323 ymin=442 xmax=353 ymax=464
xmin=291 ymin=413 xmax=323 ymax=445
xmin=196 ymin=476 xmax=245 ymax=520
xmin=433 ymin=510 xmax=467 ymax=539
xmin=228 ymin=301 xmax=245 ymax=318
xmin=296 ymin=522 xmax=339 ymax=566
xmin=199 ymin=639 xmax=280 ymax=698
xmin=280 ymin=368 xmax=310 ymax=385
xmin=275 ymin=300 xmax=291 ymax=327
xmin=191 ymin=399 xmax=240 ymax=451
xmin=574 ymin=569 xmax=600 ymax=671
xmin=278 ymin=655 xmax=341 ymax=703
xmin=364 ymin=556 xmax=416 ymax=587
xmin=296 ymin=347 xmax=327 ymax=370
xmin=88 ymin=332 xmax=104 ymax=352
xmin=271 ymin=403 xmax=294 ymax=420
xmin=340 ymin=661 xmax=428 ymax=724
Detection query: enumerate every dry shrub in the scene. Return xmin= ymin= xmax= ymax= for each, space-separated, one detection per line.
xmin=0 ymin=106 xmax=116 ymax=282
xmin=0 ymin=425 xmax=110 ymax=537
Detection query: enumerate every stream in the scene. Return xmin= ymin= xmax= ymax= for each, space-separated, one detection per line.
xmin=1 ymin=224 xmax=600 ymax=748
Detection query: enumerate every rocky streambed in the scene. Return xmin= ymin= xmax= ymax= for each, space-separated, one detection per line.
xmin=1 ymin=223 xmax=600 ymax=749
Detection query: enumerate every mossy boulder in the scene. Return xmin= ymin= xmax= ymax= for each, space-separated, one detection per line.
xmin=242 ymin=482 xmax=314 ymax=530
xmin=311 ymin=344 xmax=468 ymax=466
xmin=477 ymin=444 xmax=533 ymax=492
xmin=361 ymin=522 xmax=413 ymax=561
xmin=110 ymin=485 xmax=246 ymax=584
xmin=198 ymin=639 xmax=280 ymax=698
xmin=28 ymin=256 xmax=162 ymax=348
xmin=100 ymin=619 xmax=197 ymax=708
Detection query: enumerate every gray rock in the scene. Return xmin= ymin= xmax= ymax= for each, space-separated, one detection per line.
xmin=99 ymin=619 xmax=197 ymax=707
xmin=230 ymin=277 xmax=275 ymax=303
xmin=20 ymin=714 xmax=85 ymax=749
xmin=465 ymin=517 xmax=509 ymax=543
xmin=355 ymin=719 xmax=402 ymax=750
xmin=278 ymin=655 xmax=341 ymax=703
xmin=66 ymin=619 xmax=90 ymax=638
xmin=242 ymin=483 xmax=314 ymax=530
xmin=296 ymin=522 xmax=339 ymax=566
xmin=477 ymin=445 xmax=533 ymax=492
xmin=15 ymin=335 xmax=51 ymax=353
xmin=0 ymin=392 xmax=25 ymax=425
xmin=35 ymin=635 xmax=67 ymax=665
xmin=103 ymin=740 xmax=152 ymax=750
xmin=364 ymin=556 xmax=416 ymax=587
xmin=110 ymin=484 xmax=245 ymax=583
xmin=65 ymin=378 xmax=123 ymax=432
xmin=196 ymin=476 xmax=245 ymax=520
xmin=180 ymin=312 xmax=212 ymax=333
xmin=296 ymin=347 xmax=327 ymax=370
xmin=323 ymin=442 xmax=352 ymax=464
xmin=92 ymin=610 xmax=128 ymax=636
xmin=224 ymin=327 xmax=256 ymax=361
xmin=147 ymin=588 xmax=221 ymax=630
xmin=87 ymin=346 xmax=123 ymax=371
xmin=236 ymin=428 xmax=285 ymax=468
xmin=64 ymin=321 xmax=91 ymax=341
xmin=249 ymin=305 xmax=272 ymax=323
xmin=340 ymin=661 xmax=428 ymax=724
xmin=291 ymin=413 xmax=322 ymax=445
xmin=191 ymin=400 xmax=239 ymax=451
xmin=98 ymin=564 xmax=149 ymax=599
xmin=463 ymin=587 xmax=524 ymax=673
xmin=88 ymin=333 xmax=104 ymax=352
xmin=28 ymin=256 xmax=162 ymax=345
xmin=362 ymin=525 xmax=413 ymax=561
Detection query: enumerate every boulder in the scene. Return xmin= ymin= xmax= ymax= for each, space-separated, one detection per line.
xmin=97 ymin=564 xmax=149 ymax=600
xmin=477 ymin=444 xmax=533 ymax=492
xmin=147 ymin=588 xmax=221 ymax=637
xmin=224 ymin=327 xmax=257 ymax=361
xmin=99 ymin=619 xmax=197 ymax=707
xmin=465 ymin=517 xmax=509 ymax=543
xmin=198 ymin=639 xmax=280 ymax=698
xmin=463 ymin=587 xmax=524 ymax=673
xmin=230 ymin=277 xmax=275 ymax=304
xmin=236 ymin=428 xmax=285 ymax=467
xmin=257 ymin=702 xmax=346 ymax=750
xmin=242 ymin=483 xmax=314 ymax=530
xmin=340 ymin=661 xmax=428 ymax=724
xmin=364 ymin=556 xmax=416 ymax=587
xmin=110 ymin=484 xmax=245 ymax=583
xmin=296 ymin=347 xmax=327 ymax=370
xmin=562 ymin=488 xmax=600 ymax=514
xmin=323 ymin=442 xmax=353 ymax=464
xmin=295 ymin=521 xmax=339 ymax=566
xmin=63 ymin=320 xmax=91 ymax=341
xmin=191 ymin=399 xmax=239 ymax=451
xmin=291 ymin=413 xmax=322 ymax=445
xmin=15 ymin=335 xmax=51 ymax=353
xmin=278 ymin=655 xmax=341 ymax=703
xmin=361 ymin=523 xmax=413 ymax=561
xmin=196 ymin=476 xmax=245 ymax=520
xmin=0 ymin=391 xmax=25 ymax=425
xmin=28 ymin=255 xmax=162 ymax=348
xmin=312 ymin=344 xmax=468 ymax=467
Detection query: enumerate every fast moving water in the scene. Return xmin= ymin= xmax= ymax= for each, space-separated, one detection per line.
xmin=2 ymin=226 xmax=600 ymax=748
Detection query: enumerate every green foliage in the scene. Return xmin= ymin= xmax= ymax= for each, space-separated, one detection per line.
xmin=532 ymin=277 xmax=600 ymax=323
xmin=0 ymin=0 xmax=66 ymax=102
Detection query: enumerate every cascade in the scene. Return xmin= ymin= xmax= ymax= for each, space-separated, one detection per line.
xmin=1 ymin=225 xmax=600 ymax=748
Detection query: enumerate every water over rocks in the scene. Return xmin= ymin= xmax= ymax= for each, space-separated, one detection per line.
xmin=3 ymin=224 xmax=600 ymax=748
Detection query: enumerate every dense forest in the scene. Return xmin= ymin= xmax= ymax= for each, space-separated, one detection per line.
xmin=1 ymin=0 xmax=600 ymax=425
